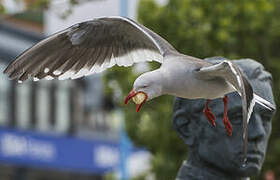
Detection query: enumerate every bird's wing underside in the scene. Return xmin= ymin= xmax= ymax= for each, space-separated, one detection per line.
xmin=4 ymin=16 xmax=177 ymax=82
xmin=197 ymin=60 xmax=254 ymax=164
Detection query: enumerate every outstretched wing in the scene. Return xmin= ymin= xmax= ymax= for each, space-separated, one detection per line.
xmin=197 ymin=60 xmax=254 ymax=164
xmin=4 ymin=16 xmax=178 ymax=82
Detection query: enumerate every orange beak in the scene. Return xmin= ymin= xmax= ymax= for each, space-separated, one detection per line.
xmin=124 ymin=89 xmax=148 ymax=112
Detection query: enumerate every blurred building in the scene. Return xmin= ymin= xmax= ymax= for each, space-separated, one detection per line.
xmin=0 ymin=0 xmax=151 ymax=180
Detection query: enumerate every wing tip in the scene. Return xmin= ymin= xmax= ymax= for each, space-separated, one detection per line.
xmin=3 ymin=64 xmax=14 ymax=75
xmin=254 ymin=93 xmax=276 ymax=111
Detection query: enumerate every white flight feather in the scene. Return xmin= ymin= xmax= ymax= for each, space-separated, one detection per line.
xmin=45 ymin=75 xmax=54 ymax=80
xmin=254 ymin=94 xmax=275 ymax=110
xmin=245 ymin=94 xmax=274 ymax=133
xmin=72 ymin=68 xmax=89 ymax=79
xmin=131 ymin=50 xmax=143 ymax=63
xmin=53 ymin=70 xmax=62 ymax=75
xmin=226 ymin=61 xmax=242 ymax=87
xmin=33 ymin=77 xmax=39 ymax=81
xmin=143 ymin=49 xmax=156 ymax=62
xmin=44 ymin=68 xmax=50 ymax=73
xmin=116 ymin=53 xmax=133 ymax=66
xmin=247 ymin=98 xmax=255 ymax=124
xmin=58 ymin=71 xmax=75 ymax=80
xmin=108 ymin=54 xmax=117 ymax=68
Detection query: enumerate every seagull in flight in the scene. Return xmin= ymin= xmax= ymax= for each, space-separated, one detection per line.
xmin=3 ymin=16 xmax=275 ymax=165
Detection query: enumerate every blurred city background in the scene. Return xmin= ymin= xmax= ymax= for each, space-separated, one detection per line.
xmin=0 ymin=0 xmax=279 ymax=180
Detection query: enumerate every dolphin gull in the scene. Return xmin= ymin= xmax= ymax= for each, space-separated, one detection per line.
xmin=3 ymin=16 xmax=275 ymax=165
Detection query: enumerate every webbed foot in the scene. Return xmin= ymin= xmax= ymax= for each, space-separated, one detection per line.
xmin=203 ymin=99 xmax=216 ymax=127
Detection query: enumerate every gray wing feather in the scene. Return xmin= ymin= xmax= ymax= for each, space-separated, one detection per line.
xmin=197 ymin=60 xmax=254 ymax=165
xmin=4 ymin=16 xmax=178 ymax=82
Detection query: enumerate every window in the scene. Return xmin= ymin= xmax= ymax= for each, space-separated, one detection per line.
xmin=16 ymin=82 xmax=31 ymax=129
xmin=37 ymin=82 xmax=50 ymax=132
xmin=55 ymin=81 xmax=71 ymax=133
xmin=0 ymin=63 xmax=10 ymax=126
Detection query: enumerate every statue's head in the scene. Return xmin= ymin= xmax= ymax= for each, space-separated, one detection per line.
xmin=173 ymin=57 xmax=276 ymax=177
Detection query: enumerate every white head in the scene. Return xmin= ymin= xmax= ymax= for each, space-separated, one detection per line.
xmin=124 ymin=70 xmax=164 ymax=112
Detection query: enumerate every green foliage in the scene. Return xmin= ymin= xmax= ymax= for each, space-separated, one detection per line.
xmin=12 ymin=10 xmax=43 ymax=24
xmin=135 ymin=0 xmax=280 ymax=179
xmin=27 ymin=0 xmax=51 ymax=10
xmin=0 ymin=3 xmax=5 ymax=14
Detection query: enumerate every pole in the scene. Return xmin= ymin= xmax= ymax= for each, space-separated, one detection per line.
xmin=119 ymin=1 xmax=129 ymax=179
xmin=117 ymin=109 xmax=131 ymax=180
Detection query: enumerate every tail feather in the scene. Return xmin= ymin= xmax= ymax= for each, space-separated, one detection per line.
xmin=253 ymin=94 xmax=275 ymax=111
xmin=247 ymin=98 xmax=255 ymax=124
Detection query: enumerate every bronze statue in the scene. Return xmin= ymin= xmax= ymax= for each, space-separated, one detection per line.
xmin=173 ymin=57 xmax=276 ymax=180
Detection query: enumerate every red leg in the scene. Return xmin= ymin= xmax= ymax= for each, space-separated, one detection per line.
xmin=223 ymin=95 xmax=232 ymax=136
xmin=203 ymin=99 xmax=216 ymax=127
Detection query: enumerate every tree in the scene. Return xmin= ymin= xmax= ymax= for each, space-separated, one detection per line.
xmin=107 ymin=0 xmax=280 ymax=179
xmin=0 ymin=0 xmax=97 ymax=18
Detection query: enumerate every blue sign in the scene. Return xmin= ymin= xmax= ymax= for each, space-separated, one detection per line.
xmin=0 ymin=127 xmax=122 ymax=174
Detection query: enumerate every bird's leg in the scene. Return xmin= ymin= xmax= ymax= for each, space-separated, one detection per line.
xmin=203 ymin=99 xmax=216 ymax=127
xmin=223 ymin=95 xmax=232 ymax=136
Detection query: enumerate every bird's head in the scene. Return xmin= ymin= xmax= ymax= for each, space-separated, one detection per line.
xmin=124 ymin=71 xmax=163 ymax=112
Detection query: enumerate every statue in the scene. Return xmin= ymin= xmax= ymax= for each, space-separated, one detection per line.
xmin=173 ymin=57 xmax=276 ymax=180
